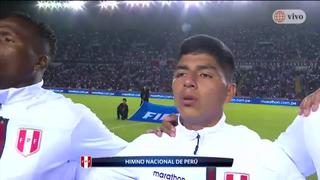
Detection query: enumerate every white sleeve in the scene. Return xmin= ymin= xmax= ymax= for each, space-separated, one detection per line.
xmin=256 ymin=140 xmax=305 ymax=180
xmin=70 ymin=104 xmax=128 ymax=159
xmin=303 ymin=109 xmax=320 ymax=178
xmin=275 ymin=115 xmax=316 ymax=176
xmin=78 ymin=167 xmax=137 ymax=180
xmin=78 ymin=135 xmax=150 ymax=180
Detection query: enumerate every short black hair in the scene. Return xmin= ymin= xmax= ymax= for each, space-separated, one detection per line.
xmin=178 ymin=34 xmax=235 ymax=82
xmin=2 ymin=12 xmax=57 ymax=60
xmin=122 ymin=98 xmax=127 ymax=102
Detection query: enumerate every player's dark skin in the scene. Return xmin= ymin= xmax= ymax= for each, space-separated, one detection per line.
xmin=0 ymin=16 xmax=49 ymax=90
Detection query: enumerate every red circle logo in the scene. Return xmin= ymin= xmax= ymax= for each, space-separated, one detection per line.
xmin=273 ymin=10 xmax=286 ymax=23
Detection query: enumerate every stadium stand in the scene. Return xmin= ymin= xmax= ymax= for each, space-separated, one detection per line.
xmin=43 ymin=26 xmax=320 ymax=100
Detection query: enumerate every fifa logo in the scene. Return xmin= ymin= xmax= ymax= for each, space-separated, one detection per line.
xmin=142 ymin=112 xmax=171 ymax=121
xmin=273 ymin=9 xmax=306 ymax=24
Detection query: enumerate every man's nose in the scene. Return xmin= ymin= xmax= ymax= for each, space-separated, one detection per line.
xmin=183 ymin=73 xmax=197 ymax=89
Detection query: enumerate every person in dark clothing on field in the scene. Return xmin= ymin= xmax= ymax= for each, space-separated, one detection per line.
xmin=117 ymin=98 xmax=128 ymax=120
xmin=140 ymin=86 xmax=150 ymax=106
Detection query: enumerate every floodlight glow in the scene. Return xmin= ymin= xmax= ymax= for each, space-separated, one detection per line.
xmin=184 ymin=1 xmax=207 ymax=9
xmin=159 ymin=1 xmax=173 ymax=7
xmin=36 ymin=1 xmax=47 ymax=9
xmin=64 ymin=1 xmax=87 ymax=11
xmin=236 ymin=1 xmax=249 ymax=4
xmin=51 ymin=2 xmax=63 ymax=9
xmin=36 ymin=1 xmax=64 ymax=10
xmin=125 ymin=1 xmax=152 ymax=8
xmin=99 ymin=1 xmax=119 ymax=10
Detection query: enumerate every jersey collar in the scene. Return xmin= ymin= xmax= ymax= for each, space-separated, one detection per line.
xmin=0 ymin=80 xmax=44 ymax=105
xmin=176 ymin=113 xmax=227 ymax=140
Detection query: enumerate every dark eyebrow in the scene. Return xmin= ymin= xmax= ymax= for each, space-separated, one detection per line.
xmin=0 ymin=26 xmax=16 ymax=37
xmin=175 ymin=65 xmax=189 ymax=71
xmin=0 ymin=31 xmax=12 ymax=36
xmin=197 ymin=65 xmax=217 ymax=71
xmin=174 ymin=64 xmax=218 ymax=71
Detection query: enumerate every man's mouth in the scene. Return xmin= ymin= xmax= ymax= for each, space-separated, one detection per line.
xmin=181 ymin=95 xmax=197 ymax=107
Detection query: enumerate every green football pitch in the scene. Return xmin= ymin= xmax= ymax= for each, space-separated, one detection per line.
xmin=64 ymin=94 xmax=317 ymax=180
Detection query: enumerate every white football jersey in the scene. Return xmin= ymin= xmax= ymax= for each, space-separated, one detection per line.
xmin=304 ymin=109 xmax=320 ymax=178
xmin=82 ymin=114 xmax=304 ymax=180
xmin=0 ymin=81 xmax=128 ymax=180
xmin=276 ymin=109 xmax=320 ymax=178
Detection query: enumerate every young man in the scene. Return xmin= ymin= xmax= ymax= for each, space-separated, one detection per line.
xmin=117 ymin=98 xmax=129 ymax=120
xmin=82 ymin=35 xmax=305 ymax=179
xmin=0 ymin=13 xmax=128 ymax=180
xmin=159 ymin=90 xmax=320 ymax=178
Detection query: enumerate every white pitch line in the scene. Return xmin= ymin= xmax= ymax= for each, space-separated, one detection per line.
xmin=110 ymin=122 xmax=146 ymax=130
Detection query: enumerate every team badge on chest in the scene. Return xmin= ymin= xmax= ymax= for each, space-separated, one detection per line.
xmin=225 ymin=172 xmax=249 ymax=180
xmin=16 ymin=128 xmax=42 ymax=157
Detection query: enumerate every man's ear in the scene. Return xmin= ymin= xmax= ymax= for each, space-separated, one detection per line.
xmin=224 ymin=83 xmax=236 ymax=103
xmin=34 ymin=55 xmax=49 ymax=71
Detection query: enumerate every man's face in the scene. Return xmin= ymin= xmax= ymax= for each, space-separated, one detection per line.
xmin=172 ymin=53 xmax=234 ymax=127
xmin=0 ymin=17 xmax=39 ymax=89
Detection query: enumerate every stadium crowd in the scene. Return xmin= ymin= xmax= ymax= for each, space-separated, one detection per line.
xmin=43 ymin=25 xmax=320 ymax=100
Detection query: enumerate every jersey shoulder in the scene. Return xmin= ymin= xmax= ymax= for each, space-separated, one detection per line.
xmin=116 ymin=133 xmax=167 ymax=156
xmin=224 ymin=123 xmax=262 ymax=143
xmin=27 ymin=88 xmax=97 ymax=129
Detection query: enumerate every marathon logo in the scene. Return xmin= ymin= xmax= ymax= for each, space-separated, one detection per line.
xmin=153 ymin=171 xmax=185 ymax=180
xmin=80 ymin=156 xmax=92 ymax=168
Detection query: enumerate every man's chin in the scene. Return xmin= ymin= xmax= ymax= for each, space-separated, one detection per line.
xmin=179 ymin=111 xmax=200 ymax=122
